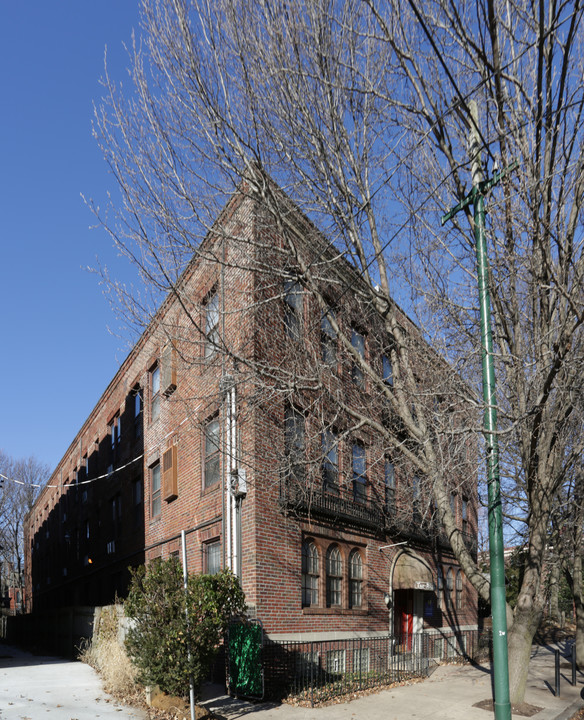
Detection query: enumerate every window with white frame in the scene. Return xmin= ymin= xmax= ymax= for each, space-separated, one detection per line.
xmin=462 ymin=497 xmax=469 ymax=534
xmin=326 ymin=545 xmax=342 ymax=607
xmin=456 ymin=570 xmax=463 ymax=610
xmin=204 ymin=539 xmax=221 ymax=574
xmin=353 ymin=647 xmax=369 ymax=673
xmin=301 ymin=540 xmax=319 ymax=607
xmin=285 ymin=406 xmax=305 ymax=482
xmin=385 ymin=459 xmax=395 ymax=511
xmin=204 ymin=417 xmax=220 ymax=488
xmin=150 ymin=364 xmax=161 ymax=423
xmin=351 ymin=328 xmax=365 ymax=388
xmin=382 ymin=353 xmax=393 ymax=386
xmin=205 ymin=291 xmax=220 ymax=358
xmin=133 ymin=385 xmax=143 ymax=438
xmin=352 ymin=443 xmax=367 ymax=502
xmin=284 ymin=279 xmax=303 ymax=340
xmin=109 ymin=413 xmax=121 ymax=463
xmin=349 ymin=549 xmax=363 ymax=608
xmin=151 ymin=461 xmax=161 ymax=518
xmin=321 ymin=308 xmax=337 ymax=364
xmin=326 ymin=649 xmax=346 ymax=674
xmin=446 ymin=568 xmax=454 ymax=608
xmin=322 ymin=430 xmax=338 ymax=492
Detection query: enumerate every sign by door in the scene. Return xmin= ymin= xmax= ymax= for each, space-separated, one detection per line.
xmin=414 ymin=581 xmax=434 ymax=591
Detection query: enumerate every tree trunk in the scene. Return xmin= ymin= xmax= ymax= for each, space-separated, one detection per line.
xmin=507 ymin=605 xmax=542 ymax=704
xmin=549 ymin=562 xmax=560 ymax=622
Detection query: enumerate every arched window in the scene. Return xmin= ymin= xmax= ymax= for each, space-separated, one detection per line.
xmin=349 ymin=549 xmax=363 ymax=608
xmin=456 ymin=570 xmax=463 ymax=610
xmin=446 ymin=568 xmax=454 ymax=608
xmin=301 ymin=541 xmax=319 ymax=607
xmin=326 ymin=545 xmax=343 ymax=607
xmin=437 ymin=566 xmax=444 ymax=610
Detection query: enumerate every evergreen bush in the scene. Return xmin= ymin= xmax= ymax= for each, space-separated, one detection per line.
xmin=124 ymin=558 xmax=246 ymax=698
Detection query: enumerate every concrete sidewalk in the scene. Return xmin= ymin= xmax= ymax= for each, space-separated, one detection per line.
xmin=0 ymin=643 xmax=147 ymax=719
xmin=202 ymin=642 xmax=584 ymax=720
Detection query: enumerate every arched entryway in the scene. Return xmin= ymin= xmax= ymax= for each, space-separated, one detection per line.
xmin=390 ymin=549 xmax=434 ymax=648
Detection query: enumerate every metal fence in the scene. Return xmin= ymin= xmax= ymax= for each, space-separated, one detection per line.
xmin=260 ymin=629 xmax=489 ymax=704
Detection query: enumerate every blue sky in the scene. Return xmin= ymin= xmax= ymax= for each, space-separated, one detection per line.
xmin=1 ymin=3 xmax=143 ymax=473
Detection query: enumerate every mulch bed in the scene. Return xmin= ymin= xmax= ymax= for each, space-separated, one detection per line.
xmin=473 ymin=699 xmax=542 ymax=717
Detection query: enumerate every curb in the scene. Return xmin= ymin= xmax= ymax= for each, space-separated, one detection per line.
xmin=553 ymin=699 xmax=583 ymax=720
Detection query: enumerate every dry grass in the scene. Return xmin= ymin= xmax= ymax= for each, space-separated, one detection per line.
xmin=78 ymin=605 xmax=217 ymax=720
xmin=78 ymin=604 xmax=137 ymax=697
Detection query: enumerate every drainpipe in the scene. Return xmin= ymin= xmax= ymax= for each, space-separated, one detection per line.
xmin=230 ymin=385 xmax=238 ymax=577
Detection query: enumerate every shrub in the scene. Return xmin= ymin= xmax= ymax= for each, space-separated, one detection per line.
xmin=124 ymin=558 xmax=246 ymax=698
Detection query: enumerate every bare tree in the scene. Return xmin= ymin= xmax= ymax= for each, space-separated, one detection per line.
xmin=90 ymin=0 xmax=584 ymax=702
xmin=0 ymin=453 xmax=48 ymax=607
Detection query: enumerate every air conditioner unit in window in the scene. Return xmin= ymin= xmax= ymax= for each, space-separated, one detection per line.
xmin=163 ymin=445 xmax=178 ymax=501
xmin=161 ymin=342 xmax=177 ymax=397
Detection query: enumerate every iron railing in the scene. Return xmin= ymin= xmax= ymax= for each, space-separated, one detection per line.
xmin=261 ymin=629 xmax=489 ymax=704
xmin=279 ymin=478 xmax=478 ymax=557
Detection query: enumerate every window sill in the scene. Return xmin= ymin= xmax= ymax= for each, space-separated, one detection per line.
xmin=302 ymin=607 xmax=368 ymax=616
xmin=202 ymin=482 xmax=221 ymax=496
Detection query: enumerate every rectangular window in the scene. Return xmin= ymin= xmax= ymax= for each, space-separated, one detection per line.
xmin=353 ymin=648 xmax=370 ymax=673
xmin=295 ymin=651 xmax=320 ymax=679
xmin=134 ymin=386 xmax=143 ymax=438
xmin=413 ymin=476 xmax=421 ymax=522
xmin=385 ymin=459 xmax=395 ymax=511
xmin=351 ymin=329 xmax=365 ymax=388
xmin=462 ymin=497 xmax=469 ymax=534
xmin=326 ymin=649 xmax=346 ymax=675
xmin=110 ymin=493 xmax=121 ymax=543
xmin=321 ymin=308 xmax=337 ymax=364
xmin=151 ymin=462 xmax=161 ymax=518
xmin=204 ymin=418 xmax=220 ymax=488
xmin=352 ymin=444 xmax=367 ymax=502
xmin=382 ymin=354 xmax=393 ymax=386
xmin=322 ymin=430 xmax=338 ymax=492
xmin=133 ymin=477 xmax=143 ymax=528
xmin=204 ymin=540 xmax=221 ymax=574
xmin=302 ymin=541 xmax=319 ymax=607
xmin=285 ymin=406 xmax=305 ymax=482
xmin=109 ymin=414 xmax=121 ymax=462
xmin=456 ymin=570 xmax=463 ymax=610
xmin=205 ymin=291 xmax=220 ymax=358
xmin=150 ymin=364 xmax=161 ymax=422
xmin=284 ymin=280 xmax=303 ymax=340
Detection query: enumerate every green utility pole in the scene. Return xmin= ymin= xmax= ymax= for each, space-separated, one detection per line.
xmin=442 ymin=101 xmax=515 ymax=720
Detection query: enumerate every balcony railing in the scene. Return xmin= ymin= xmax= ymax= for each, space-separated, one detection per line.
xmin=279 ymin=476 xmax=477 ymax=556
xmin=279 ymin=478 xmax=384 ymax=531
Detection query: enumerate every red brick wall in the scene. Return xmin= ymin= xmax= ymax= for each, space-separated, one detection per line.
xmin=25 ymin=191 xmax=478 ymax=638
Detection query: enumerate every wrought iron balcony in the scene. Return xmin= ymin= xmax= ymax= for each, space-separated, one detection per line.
xmin=279 ymin=477 xmax=384 ymax=532
xmin=278 ymin=476 xmax=477 ymax=558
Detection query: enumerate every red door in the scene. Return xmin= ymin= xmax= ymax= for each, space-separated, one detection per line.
xmin=394 ymin=589 xmax=413 ymax=649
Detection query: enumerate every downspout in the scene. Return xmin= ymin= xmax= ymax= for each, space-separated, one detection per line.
xmin=225 ymin=383 xmax=232 ymax=572
xmin=231 ymin=385 xmax=238 ymax=577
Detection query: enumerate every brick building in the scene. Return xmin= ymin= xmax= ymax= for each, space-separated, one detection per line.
xmin=24 ymin=185 xmax=478 ymax=649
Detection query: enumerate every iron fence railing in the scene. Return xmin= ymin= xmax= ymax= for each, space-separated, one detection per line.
xmin=260 ymin=629 xmax=489 ymax=704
